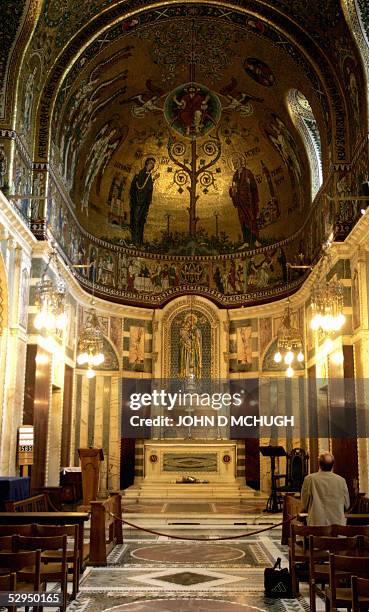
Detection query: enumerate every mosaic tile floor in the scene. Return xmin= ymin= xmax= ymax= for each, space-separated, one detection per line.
xmin=62 ymin=503 xmax=325 ymax=612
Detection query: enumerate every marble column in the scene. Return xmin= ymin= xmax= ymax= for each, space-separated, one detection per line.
xmin=0 ymin=241 xmax=29 ymax=475
xmin=351 ymin=249 xmax=369 ymax=494
xmin=109 ymin=375 xmax=120 ymax=491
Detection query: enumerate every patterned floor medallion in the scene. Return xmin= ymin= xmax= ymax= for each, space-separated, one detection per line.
xmin=130 ymin=542 xmax=246 ymax=563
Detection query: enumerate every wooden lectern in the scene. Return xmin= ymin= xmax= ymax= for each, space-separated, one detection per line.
xmin=78 ymin=448 xmax=104 ymax=507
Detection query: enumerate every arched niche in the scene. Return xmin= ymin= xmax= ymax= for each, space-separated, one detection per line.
xmin=160 ymin=295 xmax=220 ymax=379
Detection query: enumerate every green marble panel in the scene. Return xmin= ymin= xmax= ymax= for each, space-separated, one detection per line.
xmin=163 ymin=452 xmax=218 ymax=472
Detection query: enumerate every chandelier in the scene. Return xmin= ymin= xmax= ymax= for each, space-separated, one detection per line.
xmin=273 ymin=304 xmax=304 ymax=377
xmin=310 ymin=279 xmax=345 ymax=333
xmin=76 ymin=303 xmax=105 ymax=378
xmin=34 ymin=249 xmax=68 ymax=333
xmin=308 ymin=234 xmax=345 ymax=334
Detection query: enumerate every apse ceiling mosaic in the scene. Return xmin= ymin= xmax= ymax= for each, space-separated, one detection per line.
xmin=0 ymin=0 xmax=368 ymax=306
xmin=50 ymin=16 xmax=316 ymax=256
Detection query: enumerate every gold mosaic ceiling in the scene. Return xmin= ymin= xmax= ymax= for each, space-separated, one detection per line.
xmin=49 ymin=12 xmax=333 ymax=254
xmin=2 ymin=1 xmax=366 ymax=256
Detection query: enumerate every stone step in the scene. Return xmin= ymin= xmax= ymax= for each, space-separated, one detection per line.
xmin=122 ymin=485 xmax=253 ymax=490
xmin=125 ymin=481 xmax=255 ymax=489
xmin=122 ymin=484 xmax=267 ymax=500
xmin=120 ymin=516 xmax=279 ymax=526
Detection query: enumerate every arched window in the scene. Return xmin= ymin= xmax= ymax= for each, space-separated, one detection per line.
xmin=288 ymin=90 xmax=323 ymax=199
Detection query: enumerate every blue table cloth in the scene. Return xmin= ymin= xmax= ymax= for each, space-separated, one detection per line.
xmin=0 ymin=476 xmax=30 ymax=509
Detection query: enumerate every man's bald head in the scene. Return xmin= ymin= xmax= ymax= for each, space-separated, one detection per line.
xmin=319 ymin=452 xmax=334 ymax=472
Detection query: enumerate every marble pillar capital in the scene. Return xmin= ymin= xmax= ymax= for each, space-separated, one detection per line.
xmin=6 ymin=237 xmax=17 ymax=251
xmin=0 ymin=227 xmax=9 ymax=241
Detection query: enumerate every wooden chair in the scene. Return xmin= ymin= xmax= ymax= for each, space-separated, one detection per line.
xmin=333 ymin=525 xmax=369 ymax=537
xmin=326 ymin=554 xmax=369 ymax=611
xmin=352 ymin=576 xmax=369 ymax=612
xmin=363 ymin=536 xmax=369 ymax=553
xmin=0 ymin=524 xmax=34 ymax=536
xmin=34 ymin=524 xmax=80 ymax=599
xmin=289 ymin=523 xmax=333 ymax=595
xmin=0 ymin=550 xmax=41 ymax=612
xmin=275 ymin=448 xmax=309 ymax=493
xmin=36 ymin=487 xmax=63 ymax=510
xmin=13 ymin=535 xmax=68 ymax=612
xmin=337 ymin=533 xmax=369 ymax=555
xmin=309 ymin=535 xmax=363 ymax=612
xmin=0 ymin=572 xmax=17 ymax=612
xmin=0 ymin=535 xmax=13 ymax=551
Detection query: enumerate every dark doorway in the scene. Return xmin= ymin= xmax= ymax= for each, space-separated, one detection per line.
xmin=120 ymin=438 xmax=136 ymax=489
xmin=24 ymin=345 xmax=51 ymax=491
xmin=245 ymin=438 xmax=260 ymax=490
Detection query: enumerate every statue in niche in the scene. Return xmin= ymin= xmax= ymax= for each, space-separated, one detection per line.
xmin=129 ymin=157 xmax=159 ymax=245
xmin=179 ymin=314 xmax=202 ymax=379
xmin=229 ymin=157 xmax=260 ymax=247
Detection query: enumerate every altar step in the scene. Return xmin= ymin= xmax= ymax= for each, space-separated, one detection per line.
xmin=122 ymin=482 xmax=266 ymax=500
xmin=118 ymin=513 xmax=280 ymax=529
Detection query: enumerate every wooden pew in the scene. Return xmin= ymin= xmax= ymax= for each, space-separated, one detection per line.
xmin=0 ymin=512 xmax=89 ymax=571
xmin=89 ymin=493 xmax=123 ymax=566
xmin=281 ymin=493 xmax=303 ymax=544
xmin=4 ymin=493 xmax=59 ymax=512
xmin=350 ymin=492 xmax=369 ymax=514
xmin=281 ymin=493 xmax=369 ymax=545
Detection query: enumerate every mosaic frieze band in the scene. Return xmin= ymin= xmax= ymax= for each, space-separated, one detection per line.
xmin=47 ymin=172 xmax=326 ymax=307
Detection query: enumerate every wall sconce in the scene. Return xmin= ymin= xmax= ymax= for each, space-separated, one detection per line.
xmin=273 ymin=303 xmax=304 ymax=377
xmin=76 ymin=301 xmax=105 ymax=378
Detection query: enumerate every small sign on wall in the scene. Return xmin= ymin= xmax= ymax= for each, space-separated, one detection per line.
xmin=18 ymin=426 xmax=34 ymax=466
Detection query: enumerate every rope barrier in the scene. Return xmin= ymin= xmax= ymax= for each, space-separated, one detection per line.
xmin=109 ymin=511 xmax=297 ymax=541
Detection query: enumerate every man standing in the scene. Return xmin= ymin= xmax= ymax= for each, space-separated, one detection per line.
xmin=229 ymin=157 xmax=260 ymax=247
xmin=301 ymin=452 xmax=350 ymax=526
xmin=129 ymin=157 xmax=159 ymax=245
